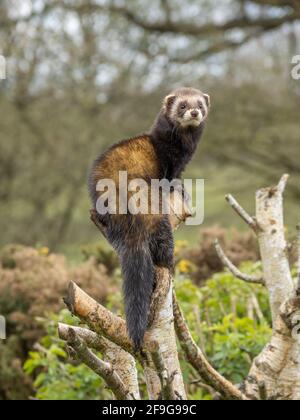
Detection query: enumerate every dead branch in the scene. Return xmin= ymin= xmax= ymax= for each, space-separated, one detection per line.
xmin=214 ymin=239 xmax=264 ymax=285
xmin=225 ymin=194 xmax=259 ymax=233
xmin=58 ymin=323 xmax=140 ymax=399
xmin=63 ymin=282 xmax=133 ymax=354
xmin=277 ymin=174 xmax=290 ymax=195
xmin=58 ymin=323 xmax=112 ymax=353
xmin=66 ymin=328 xmax=133 ymax=400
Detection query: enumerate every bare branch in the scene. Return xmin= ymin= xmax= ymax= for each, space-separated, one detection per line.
xmin=58 ymin=323 xmax=111 ymax=353
xmin=63 ymin=281 xmax=134 ymax=354
xmin=214 ymin=239 xmax=264 ymax=285
xmin=277 ymin=174 xmax=290 ymax=195
xmin=173 ymin=293 xmax=247 ymax=400
xmin=80 ymin=4 xmax=298 ymax=37
xmin=168 ymin=30 xmax=263 ymax=63
xmin=66 ymin=328 xmax=133 ymax=400
xmin=59 ymin=323 xmax=141 ymax=399
xmin=225 ymin=194 xmax=259 ymax=233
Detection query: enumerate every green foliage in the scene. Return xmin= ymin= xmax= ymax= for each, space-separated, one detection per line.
xmin=24 ymin=266 xmax=272 ymax=400
xmin=175 ymin=268 xmax=272 ymax=397
xmin=23 ymin=310 xmax=111 ymax=401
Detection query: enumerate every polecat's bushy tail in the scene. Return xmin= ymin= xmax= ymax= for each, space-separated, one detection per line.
xmin=119 ymin=241 xmax=155 ymax=350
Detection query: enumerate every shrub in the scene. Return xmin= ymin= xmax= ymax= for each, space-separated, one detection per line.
xmin=0 ymin=244 xmax=113 ymax=400
xmin=81 ymin=244 xmax=120 ymax=275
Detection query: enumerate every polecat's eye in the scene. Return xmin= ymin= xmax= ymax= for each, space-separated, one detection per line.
xmin=180 ymin=104 xmax=186 ymax=110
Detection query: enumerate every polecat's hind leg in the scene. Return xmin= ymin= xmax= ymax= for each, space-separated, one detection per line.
xmin=149 ymin=216 xmax=174 ymax=270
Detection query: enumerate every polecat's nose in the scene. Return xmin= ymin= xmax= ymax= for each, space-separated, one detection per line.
xmin=191 ymin=110 xmax=199 ymax=118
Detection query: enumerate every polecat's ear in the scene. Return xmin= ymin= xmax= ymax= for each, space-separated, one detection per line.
xmin=163 ymin=94 xmax=176 ymax=110
xmin=203 ymin=94 xmax=211 ymax=108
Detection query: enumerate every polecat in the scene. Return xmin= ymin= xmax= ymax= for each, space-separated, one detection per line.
xmin=88 ymin=87 xmax=210 ymax=349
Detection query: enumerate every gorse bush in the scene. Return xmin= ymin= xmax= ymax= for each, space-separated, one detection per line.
xmin=0 ymin=245 xmax=114 ymax=400
xmin=24 ymin=268 xmax=272 ymax=400
xmin=81 ymin=244 xmax=120 ymax=276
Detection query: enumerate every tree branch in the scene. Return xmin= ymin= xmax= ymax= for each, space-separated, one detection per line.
xmin=168 ymin=30 xmax=263 ymax=63
xmin=66 ymin=328 xmax=133 ymax=400
xmin=91 ymin=5 xmax=298 ymax=36
xmin=58 ymin=324 xmax=141 ymax=399
xmin=225 ymin=194 xmax=259 ymax=233
xmin=63 ymin=281 xmax=134 ymax=354
xmin=277 ymin=174 xmax=290 ymax=195
xmin=214 ymin=239 xmax=264 ymax=285
xmin=58 ymin=323 xmax=112 ymax=353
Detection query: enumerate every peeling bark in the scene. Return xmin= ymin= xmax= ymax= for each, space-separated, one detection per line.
xmin=255 ymin=175 xmax=294 ymax=324
xmin=145 ymin=269 xmax=186 ymax=400
xmin=66 ymin=328 xmax=133 ymax=400
xmin=58 ymin=323 xmax=140 ymax=400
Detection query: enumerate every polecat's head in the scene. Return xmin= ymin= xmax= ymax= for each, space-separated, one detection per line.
xmin=163 ymin=87 xmax=210 ymax=128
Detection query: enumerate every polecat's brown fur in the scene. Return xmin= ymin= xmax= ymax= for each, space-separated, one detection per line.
xmin=89 ymin=87 xmax=210 ymax=349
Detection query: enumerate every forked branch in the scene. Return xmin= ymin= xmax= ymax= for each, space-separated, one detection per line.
xmin=66 ymin=328 xmax=133 ymax=400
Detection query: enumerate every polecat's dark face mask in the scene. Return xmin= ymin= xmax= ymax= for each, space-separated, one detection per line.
xmin=163 ymin=90 xmax=210 ymax=129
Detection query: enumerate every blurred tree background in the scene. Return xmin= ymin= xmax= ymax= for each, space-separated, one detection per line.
xmin=0 ymin=0 xmax=299 ymax=255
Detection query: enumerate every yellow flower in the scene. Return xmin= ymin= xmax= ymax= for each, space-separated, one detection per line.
xmin=174 ymin=240 xmax=188 ymax=256
xmin=39 ymin=247 xmax=50 ymax=257
xmin=177 ymin=259 xmax=193 ymax=274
